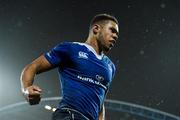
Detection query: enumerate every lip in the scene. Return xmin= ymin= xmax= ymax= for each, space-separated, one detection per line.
xmin=109 ymin=40 xmax=116 ymax=47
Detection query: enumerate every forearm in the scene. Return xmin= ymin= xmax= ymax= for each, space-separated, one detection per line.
xmin=99 ymin=104 xmax=105 ymax=120
xmin=20 ymin=55 xmax=52 ymax=105
xmin=20 ymin=64 xmax=37 ymax=91
xmin=21 ymin=55 xmax=53 ymax=91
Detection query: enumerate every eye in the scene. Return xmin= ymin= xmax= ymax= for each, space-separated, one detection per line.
xmin=110 ymin=27 xmax=119 ymax=36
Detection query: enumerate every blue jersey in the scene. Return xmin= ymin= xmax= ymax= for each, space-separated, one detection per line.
xmin=44 ymin=42 xmax=116 ymax=120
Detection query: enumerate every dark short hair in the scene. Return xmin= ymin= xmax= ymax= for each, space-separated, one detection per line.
xmin=89 ymin=13 xmax=119 ymax=29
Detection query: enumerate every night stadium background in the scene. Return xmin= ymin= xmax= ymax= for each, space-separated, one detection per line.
xmin=0 ymin=0 xmax=180 ymax=119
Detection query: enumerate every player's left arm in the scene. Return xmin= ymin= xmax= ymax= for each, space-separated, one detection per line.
xmin=99 ymin=104 xmax=105 ymax=120
xmin=99 ymin=61 xmax=115 ymax=120
xmin=99 ymin=91 xmax=107 ymax=120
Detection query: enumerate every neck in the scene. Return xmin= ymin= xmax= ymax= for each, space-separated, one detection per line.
xmin=85 ymin=36 xmax=102 ymax=55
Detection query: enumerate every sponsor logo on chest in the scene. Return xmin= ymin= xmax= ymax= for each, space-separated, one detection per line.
xmin=96 ymin=75 xmax=104 ymax=82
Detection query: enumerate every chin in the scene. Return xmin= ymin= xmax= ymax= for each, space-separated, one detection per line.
xmin=103 ymin=47 xmax=111 ymax=52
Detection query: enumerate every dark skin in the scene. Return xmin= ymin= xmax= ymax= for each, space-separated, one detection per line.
xmin=20 ymin=20 xmax=119 ymax=119
xmin=20 ymin=54 xmax=52 ymax=105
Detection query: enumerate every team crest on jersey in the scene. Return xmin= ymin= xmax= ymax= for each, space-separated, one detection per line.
xmin=78 ymin=51 xmax=88 ymax=59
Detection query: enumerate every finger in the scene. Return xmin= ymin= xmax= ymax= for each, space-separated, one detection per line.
xmin=29 ymin=91 xmax=42 ymax=96
xmin=32 ymin=85 xmax=42 ymax=92
xmin=29 ymin=95 xmax=41 ymax=100
xmin=33 ymin=90 xmax=42 ymax=95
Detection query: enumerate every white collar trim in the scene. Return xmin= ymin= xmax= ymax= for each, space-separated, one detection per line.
xmin=74 ymin=42 xmax=104 ymax=60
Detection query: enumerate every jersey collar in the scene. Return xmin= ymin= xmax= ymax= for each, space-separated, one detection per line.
xmin=74 ymin=42 xmax=104 ymax=60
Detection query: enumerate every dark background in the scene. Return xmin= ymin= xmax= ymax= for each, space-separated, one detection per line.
xmin=0 ymin=0 xmax=180 ymax=117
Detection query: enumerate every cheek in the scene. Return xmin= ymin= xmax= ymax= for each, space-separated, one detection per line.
xmin=104 ymin=34 xmax=111 ymax=41
xmin=105 ymin=31 xmax=111 ymax=38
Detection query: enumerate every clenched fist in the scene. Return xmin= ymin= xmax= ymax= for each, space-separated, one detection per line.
xmin=22 ymin=85 xmax=42 ymax=105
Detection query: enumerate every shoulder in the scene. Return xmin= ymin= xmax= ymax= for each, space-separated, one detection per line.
xmin=67 ymin=42 xmax=88 ymax=51
xmin=103 ymin=55 xmax=116 ymax=70
xmin=52 ymin=42 xmax=76 ymax=51
xmin=56 ymin=42 xmax=84 ymax=48
xmin=55 ymin=41 xmax=73 ymax=48
xmin=103 ymin=55 xmax=114 ymax=64
xmin=51 ymin=42 xmax=87 ymax=55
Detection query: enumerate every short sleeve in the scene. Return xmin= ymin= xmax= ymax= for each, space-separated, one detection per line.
xmin=44 ymin=42 xmax=71 ymax=66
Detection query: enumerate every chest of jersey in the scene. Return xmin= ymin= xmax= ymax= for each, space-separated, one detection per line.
xmin=61 ymin=45 xmax=113 ymax=88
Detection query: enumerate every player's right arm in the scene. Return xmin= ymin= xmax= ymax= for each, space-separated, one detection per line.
xmin=20 ymin=54 xmax=53 ymax=105
xmin=21 ymin=42 xmax=70 ymax=105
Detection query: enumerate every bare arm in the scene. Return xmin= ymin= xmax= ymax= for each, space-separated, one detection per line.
xmin=20 ymin=54 xmax=53 ymax=105
xmin=99 ymin=104 xmax=105 ymax=120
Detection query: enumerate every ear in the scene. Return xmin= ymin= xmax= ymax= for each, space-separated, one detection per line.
xmin=92 ymin=24 xmax=100 ymax=34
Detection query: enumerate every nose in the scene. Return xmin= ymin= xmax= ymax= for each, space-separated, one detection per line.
xmin=113 ymin=33 xmax=118 ymax=41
